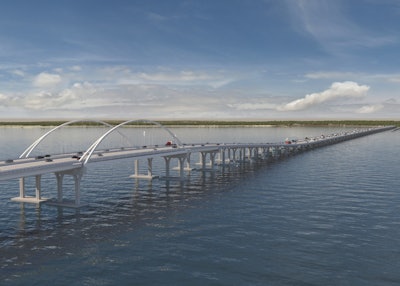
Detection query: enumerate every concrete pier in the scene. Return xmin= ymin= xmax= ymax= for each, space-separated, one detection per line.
xmin=0 ymin=121 xmax=395 ymax=208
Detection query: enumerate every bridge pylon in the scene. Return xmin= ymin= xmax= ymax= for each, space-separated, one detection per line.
xmin=47 ymin=167 xmax=87 ymax=208
xmin=11 ymin=176 xmax=49 ymax=204
xmin=130 ymin=158 xmax=158 ymax=180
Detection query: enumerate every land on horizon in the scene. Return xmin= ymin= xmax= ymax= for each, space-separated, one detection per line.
xmin=0 ymin=119 xmax=399 ymax=127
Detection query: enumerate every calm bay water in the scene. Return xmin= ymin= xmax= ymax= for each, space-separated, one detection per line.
xmin=0 ymin=126 xmax=399 ymax=285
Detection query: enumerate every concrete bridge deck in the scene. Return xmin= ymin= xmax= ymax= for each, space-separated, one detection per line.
xmin=0 ymin=121 xmax=395 ymax=207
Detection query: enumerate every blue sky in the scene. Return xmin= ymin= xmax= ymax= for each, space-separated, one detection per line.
xmin=0 ymin=0 xmax=399 ymax=120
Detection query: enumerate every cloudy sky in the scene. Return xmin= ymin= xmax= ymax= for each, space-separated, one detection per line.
xmin=0 ymin=0 xmax=399 ymax=120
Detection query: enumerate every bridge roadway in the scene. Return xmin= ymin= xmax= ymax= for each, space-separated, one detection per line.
xmin=0 ymin=124 xmax=395 ymax=207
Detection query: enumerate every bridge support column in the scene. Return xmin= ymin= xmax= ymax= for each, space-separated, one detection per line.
xmin=147 ymin=158 xmax=154 ymax=177
xmin=272 ymin=146 xmax=279 ymax=158
xmin=185 ymin=153 xmax=192 ymax=170
xmin=210 ymin=152 xmax=216 ymax=169
xmin=47 ymin=168 xmax=86 ymax=208
xmin=56 ymin=173 xmax=64 ymax=202
xmin=230 ymin=148 xmax=237 ymax=163
xmin=134 ymin=160 xmax=139 ymax=176
xmin=164 ymin=156 xmax=171 ymax=178
xmin=35 ymin=175 xmax=42 ymax=200
xmin=174 ymin=153 xmax=193 ymax=171
xmin=162 ymin=153 xmax=189 ymax=180
xmin=267 ymin=147 xmax=271 ymax=157
xmin=222 ymin=149 xmax=226 ymax=164
xmin=240 ymin=148 xmax=245 ymax=162
xmin=11 ymin=176 xmax=48 ymax=204
xmin=19 ymin=177 xmax=25 ymax=198
xmin=246 ymin=148 xmax=251 ymax=161
xmin=248 ymin=147 xmax=257 ymax=162
xmin=220 ymin=148 xmax=228 ymax=170
xmin=247 ymin=148 xmax=252 ymax=161
xmin=226 ymin=148 xmax=231 ymax=163
xmin=260 ymin=147 xmax=265 ymax=159
xmin=215 ymin=149 xmax=228 ymax=165
xmin=281 ymin=147 xmax=288 ymax=157
xmin=268 ymin=147 xmax=272 ymax=159
xmin=251 ymin=148 xmax=256 ymax=160
xmin=178 ymin=157 xmax=186 ymax=178
xmin=73 ymin=173 xmax=82 ymax=206
xmin=130 ymin=158 xmax=157 ymax=180
xmin=200 ymin=152 xmax=207 ymax=170
xmin=197 ymin=150 xmax=218 ymax=171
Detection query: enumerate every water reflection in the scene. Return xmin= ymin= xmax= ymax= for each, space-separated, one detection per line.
xmin=6 ymin=148 xmax=286 ymax=257
xmin=3 ymin=126 xmax=396 ymax=284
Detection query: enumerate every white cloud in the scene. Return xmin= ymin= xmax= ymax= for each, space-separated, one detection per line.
xmin=305 ymin=72 xmax=359 ymax=80
xmin=70 ymin=65 xmax=82 ymax=71
xmin=1 ymin=66 xmax=236 ymax=115
xmin=138 ymin=71 xmax=210 ymax=82
xmin=227 ymin=102 xmax=278 ymax=110
xmin=1 ymin=64 xmax=396 ymax=119
xmin=116 ymin=69 xmax=233 ymax=88
xmin=0 ymin=93 xmax=7 ymax=102
xmin=11 ymin=70 xmax=25 ymax=77
xmin=0 ymin=81 xmax=95 ymax=110
xmin=33 ymin=72 xmax=62 ymax=88
xmin=356 ymin=104 xmax=384 ymax=114
xmin=278 ymin=81 xmax=369 ymax=111
xmin=305 ymin=72 xmax=400 ymax=84
xmin=388 ymin=76 xmax=400 ymax=83
xmin=384 ymin=98 xmax=397 ymax=104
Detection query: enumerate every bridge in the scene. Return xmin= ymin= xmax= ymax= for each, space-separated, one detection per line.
xmin=0 ymin=120 xmax=395 ymax=208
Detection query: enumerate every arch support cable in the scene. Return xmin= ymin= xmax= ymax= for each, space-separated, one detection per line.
xmin=79 ymin=119 xmax=183 ymax=165
xmin=19 ymin=120 xmax=115 ymax=158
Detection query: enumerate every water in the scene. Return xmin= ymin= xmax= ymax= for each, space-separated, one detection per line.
xmin=0 ymin=126 xmax=399 ymax=285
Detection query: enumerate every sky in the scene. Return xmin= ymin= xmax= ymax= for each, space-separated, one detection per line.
xmin=0 ymin=0 xmax=399 ymax=120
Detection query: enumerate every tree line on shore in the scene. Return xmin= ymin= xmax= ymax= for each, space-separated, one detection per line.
xmin=0 ymin=120 xmax=399 ymax=127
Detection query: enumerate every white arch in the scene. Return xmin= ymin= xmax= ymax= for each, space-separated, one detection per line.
xmin=19 ymin=120 xmax=120 ymax=158
xmin=79 ymin=119 xmax=183 ymax=165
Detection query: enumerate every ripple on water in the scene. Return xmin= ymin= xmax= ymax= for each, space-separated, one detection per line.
xmin=0 ymin=128 xmax=400 ymax=285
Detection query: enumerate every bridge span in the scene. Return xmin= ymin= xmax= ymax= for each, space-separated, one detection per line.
xmin=0 ymin=120 xmax=395 ymax=207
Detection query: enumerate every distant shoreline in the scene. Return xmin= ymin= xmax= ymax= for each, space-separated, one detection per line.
xmin=0 ymin=120 xmax=399 ymax=127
